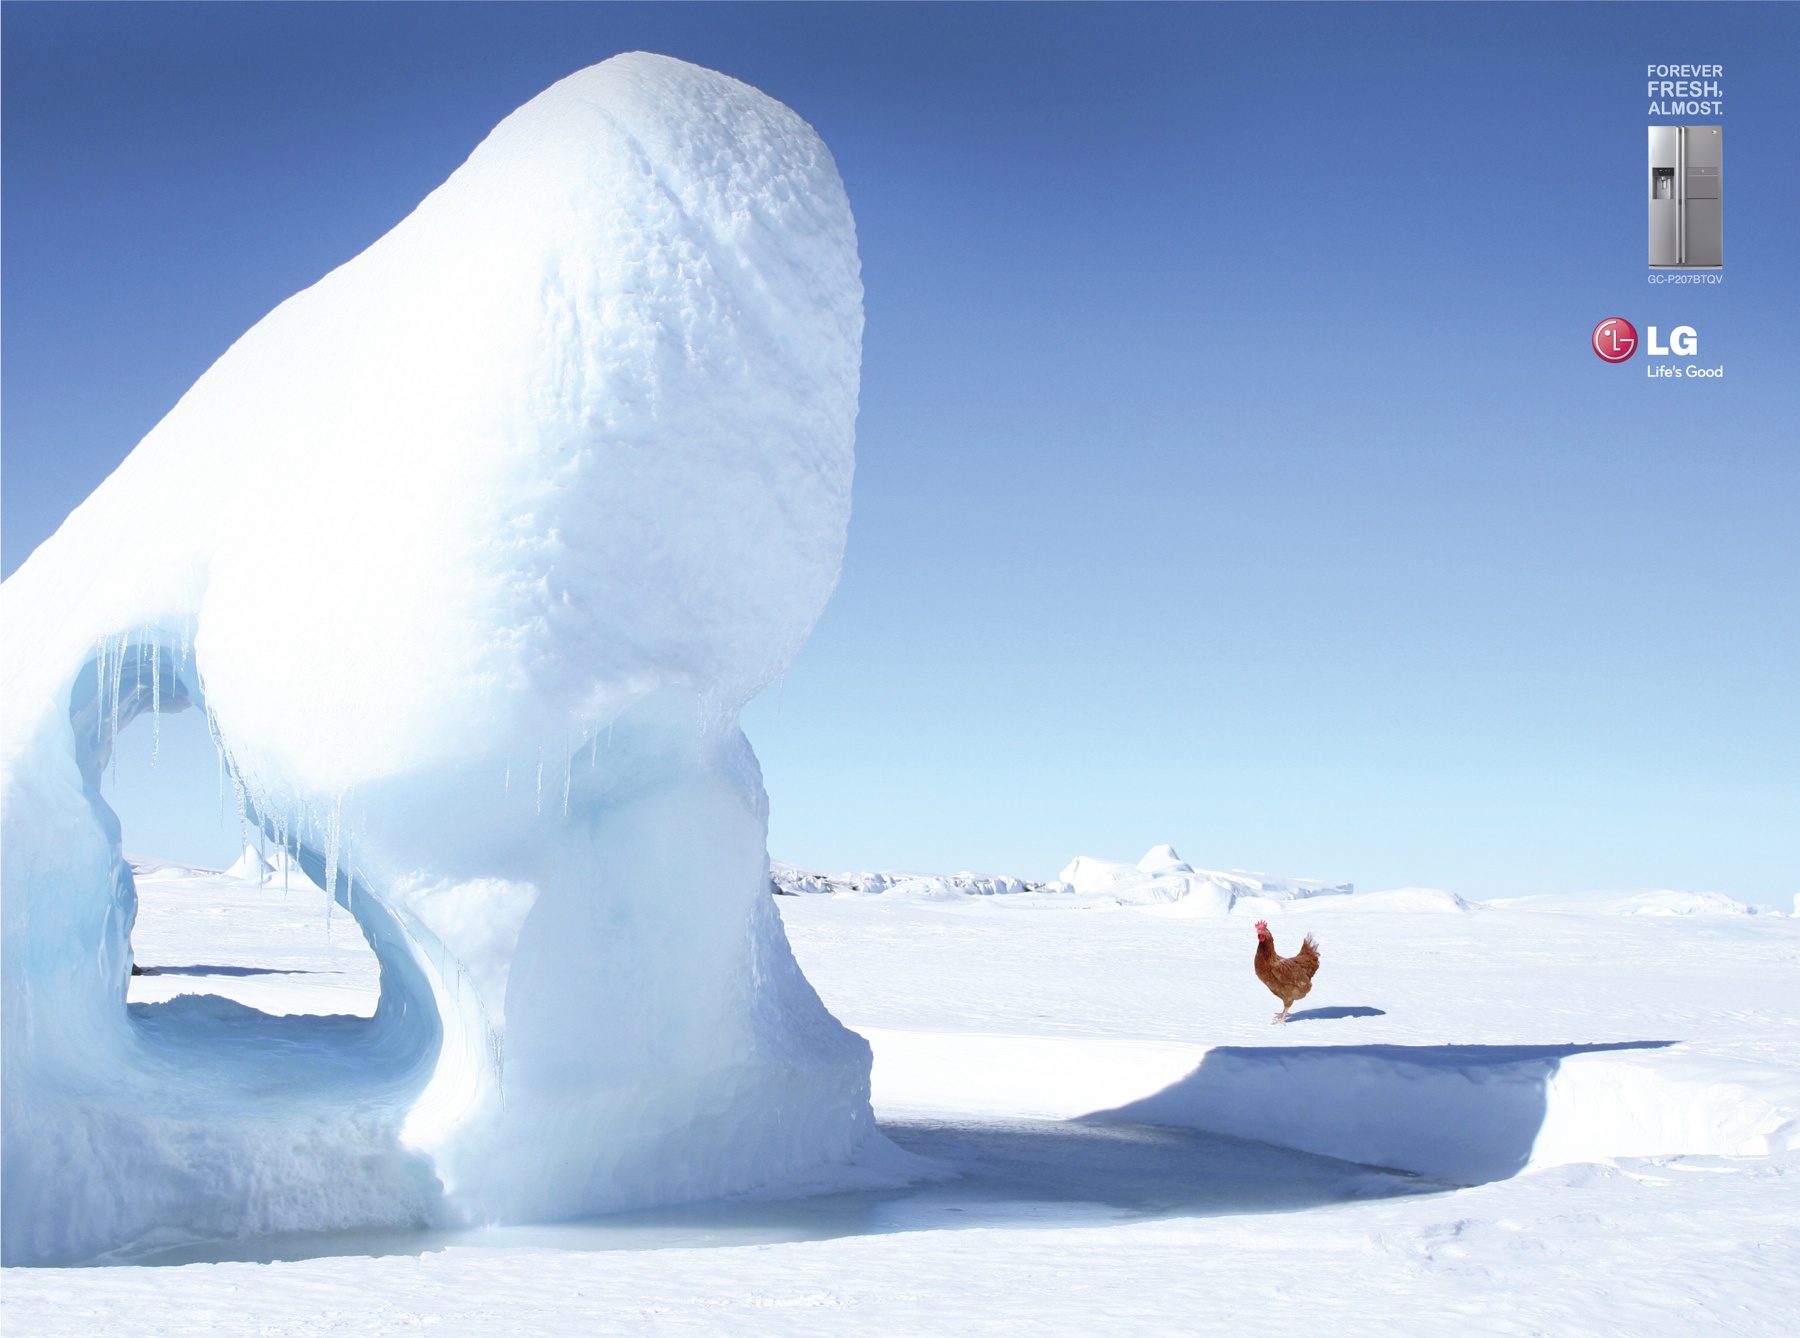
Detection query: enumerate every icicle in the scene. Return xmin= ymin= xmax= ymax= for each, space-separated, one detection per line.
xmin=108 ymin=632 xmax=126 ymax=786
xmin=562 ymin=744 xmax=573 ymax=817
xmin=504 ymin=762 xmax=510 ymax=793
xmin=245 ymin=777 xmax=264 ymax=853
xmin=230 ymin=762 xmax=249 ymax=852
xmin=149 ymin=630 xmax=161 ymax=766
xmin=207 ymin=707 xmax=229 ymax=822
xmin=323 ymin=792 xmax=344 ymax=919
xmin=92 ymin=636 xmax=108 ymax=757
xmin=535 ymin=748 xmax=544 ymax=816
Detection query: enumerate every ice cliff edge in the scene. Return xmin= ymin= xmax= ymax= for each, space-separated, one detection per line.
xmin=0 ymin=53 xmax=869 ymax=1265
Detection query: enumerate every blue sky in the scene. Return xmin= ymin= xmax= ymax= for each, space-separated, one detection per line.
xmin=5 ymin=3 xmax=1797 ymax=901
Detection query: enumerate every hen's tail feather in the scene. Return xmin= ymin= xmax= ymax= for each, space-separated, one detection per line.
xmin=1296 ymin=933 xmax=1320 ymax=972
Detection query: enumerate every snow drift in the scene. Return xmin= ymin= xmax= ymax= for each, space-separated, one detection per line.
xmin=1096 ymin=1041 xmax=1800 ymax=1184
xmin=1 ymin=53 xmax=870 ymax=1265
xmin=1493 ymin=888 xmax=1763 ymax=916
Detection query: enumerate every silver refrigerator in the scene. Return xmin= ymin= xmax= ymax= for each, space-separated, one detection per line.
xmin=1648 ymin=126 xmax=1722 ymax=268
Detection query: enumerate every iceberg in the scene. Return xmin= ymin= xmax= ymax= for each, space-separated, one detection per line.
xmin=1059 ymin=846 xmax=1354 ymax=912
xmin=1 ymin=53 xmax=870 ymax=1264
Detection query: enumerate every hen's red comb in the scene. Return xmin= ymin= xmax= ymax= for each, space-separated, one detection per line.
xmin=1254 ymin=920 xmax=1268 ymax=931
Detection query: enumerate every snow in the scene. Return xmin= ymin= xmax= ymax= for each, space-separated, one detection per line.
xmin=1297 ymin=885 xmax=1473 ymax=914
xmin=0 ymin=53 xmax=868 ymax=1266
xmin=2 ymin=1153 xmax=1796 ymax=1335
xmin=1495 ymin=887 xmax=1764 ymax=916
xmin=222 ymin=847 xmax=271 ymax=883
xmin=5 ymin=863 xmax=1797 ymax=1331
xmin=781 ymin=884 xmax=1800 ymax=1172
xmin=125 ymin=855 xmax=381 ymax=1018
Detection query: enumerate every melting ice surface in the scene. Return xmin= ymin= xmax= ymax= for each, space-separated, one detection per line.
xmin=104 ymin=1118 xmax=1438 ymax=1267
xmin=0 ymin=53 xmax=869 ymax=1266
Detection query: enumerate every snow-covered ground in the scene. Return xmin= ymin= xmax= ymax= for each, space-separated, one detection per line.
xmin=4 ymin=851 xmax=1796 ymax=1334
xmin=124 ymin=855 xmax=381 ymax=1019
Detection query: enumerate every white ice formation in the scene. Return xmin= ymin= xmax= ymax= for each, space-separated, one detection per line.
xmin=770 ymin=861 xmax=1047 ymax=900
xmin=1492 ymin=888 xmax=1762 ymax=917
xmin=1057 ymin=845 xmax=1354 ymax=913
xmin=1 ymin=53 xmax=868 ymax=1265
xmin=776 ymin=846 xmax=1774 ymax=921
xmin=773 ymin=845 xmax=1357 ymax=914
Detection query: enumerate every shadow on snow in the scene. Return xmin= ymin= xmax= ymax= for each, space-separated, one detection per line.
xmin=1284 ymin=1005 xmax=1386 ymax=1021
xmin=133 ymin=965 xmax=316 ymax=978
xmin=1088 ymin=1041 xmax=1678 ymax=1186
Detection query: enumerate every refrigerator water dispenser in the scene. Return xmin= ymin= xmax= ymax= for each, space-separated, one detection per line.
xmin=1648 ymin=125 xmax=1721 ymax=268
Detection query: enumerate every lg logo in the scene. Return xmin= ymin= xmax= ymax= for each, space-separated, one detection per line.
xmin=1592 ymin=318 xmax=1699 ymax=363
xmin=1593 ymin=318 xmax=1637 ymax=362
xmin=1646 ymin=325 xmax=1699 ymax=357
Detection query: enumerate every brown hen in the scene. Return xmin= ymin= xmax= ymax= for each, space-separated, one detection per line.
xmin=1253 ymin=920 xmax=1319 ymax=1024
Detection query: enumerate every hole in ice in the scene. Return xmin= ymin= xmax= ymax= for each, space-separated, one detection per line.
xmin=101 ymin=666 xmax=382 ymax=1020
xmin=74 ymin=638 xmax=435 ymax=1138
xmin=123 ymin=852 xmax=383 ymax=1021
xmin=102 ymin=1118 xmax=1447 ymax=1266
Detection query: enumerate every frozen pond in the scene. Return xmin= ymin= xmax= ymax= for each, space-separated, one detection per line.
xmin=105 ymin=1117 xmax=1438 ymax=1267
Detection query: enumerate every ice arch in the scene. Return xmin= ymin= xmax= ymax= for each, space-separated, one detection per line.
xmin=0 ymin=53 xmax=870 ymax=1266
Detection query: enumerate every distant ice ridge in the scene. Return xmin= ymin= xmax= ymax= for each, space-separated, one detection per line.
xmin=773 ymin=845 xmax=1357 ymax=914
xmin=1058 ymin=844 xmax=1354 ymax=911
xmin=1 ymin=54 xmax=869 ymax=1265
xmin=1491 ymin=888 xmax=1766 ymax=917
xmin=775 ymin=849 xmax=1769 ymax=920
xmin=771 ymin=863 xmax=1046 ymax=900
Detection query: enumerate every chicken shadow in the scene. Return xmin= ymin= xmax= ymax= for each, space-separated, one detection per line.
xmin=1284 ymin=1005 xmax=1385 ymax=1021
xmin=1086 ymin=1040 xmax=1678 ymax=1186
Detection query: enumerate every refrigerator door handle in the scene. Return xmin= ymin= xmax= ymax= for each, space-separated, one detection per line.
xmin=1678 ymin=127 xmax=1685 ymax=265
